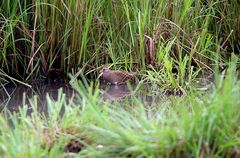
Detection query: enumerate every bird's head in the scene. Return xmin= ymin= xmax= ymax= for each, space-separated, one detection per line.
xmin=102 ymin=67 xmax=111 ymax=73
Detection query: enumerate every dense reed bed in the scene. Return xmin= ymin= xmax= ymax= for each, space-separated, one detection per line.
xmin=0 ymin=0 xmax=239 ymax=85
xmin=0 ymin=1 xmax=240 ymax=157
xmin=0 ymin=59 xmax=239 ymax=157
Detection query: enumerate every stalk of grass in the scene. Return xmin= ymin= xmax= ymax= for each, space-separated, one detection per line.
xmin=0 ymin=0 xmax=239 ymax=88
xmin=0 ymin=58 xmax=239 ymax=157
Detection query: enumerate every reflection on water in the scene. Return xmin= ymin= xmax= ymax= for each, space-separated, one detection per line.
xmin=100 ymin=83 xmax=163 ymax=108
xmin=0 ymin=82 xmax=75 ymax=113
xmin=0 ymin=82 xmax=161 ymax=113
xmin=101 ymin=84 xmax=136 ymax=100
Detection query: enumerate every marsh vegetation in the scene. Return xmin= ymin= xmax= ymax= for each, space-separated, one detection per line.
xmin=0 ymin=0 xmax=240 ymax=157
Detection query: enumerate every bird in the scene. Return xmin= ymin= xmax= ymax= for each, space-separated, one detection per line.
xmin=102 ymin=67 xmax=136 ymax=85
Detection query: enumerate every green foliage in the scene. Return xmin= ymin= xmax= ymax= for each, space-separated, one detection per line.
xmin=0 ymin=1 xmax=239 ymax=157
xmin=0 ymin=0 xmax=239 ymax=86
xmin=0 ymin=60 xmax=239 ymax=157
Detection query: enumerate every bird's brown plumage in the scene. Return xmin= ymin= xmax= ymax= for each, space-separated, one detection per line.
xmin=102 ymin=68 xmax=136 ymax=85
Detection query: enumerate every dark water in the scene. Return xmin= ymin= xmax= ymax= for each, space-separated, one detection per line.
xmin=0 ymin=81 xmax=158 ymax=113
xmin=0 ymin=81 xmax=75 ymax=112
xmin=0 ymin=73 xmax=215 ymax=114
xmin=100 ymin=84 xmax=136 ymax=100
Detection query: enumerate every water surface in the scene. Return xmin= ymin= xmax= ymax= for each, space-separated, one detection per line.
xmin=0 ymin=81 xmax=154 ymax=113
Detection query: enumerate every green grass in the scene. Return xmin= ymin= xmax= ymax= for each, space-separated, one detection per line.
xmin=0 ymin=1 xmax=239 ymax=157
xmin=0 ymin=58 xmax=239 ymax=157
xmin=0 ymin=0 xmax=239 ymax=89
